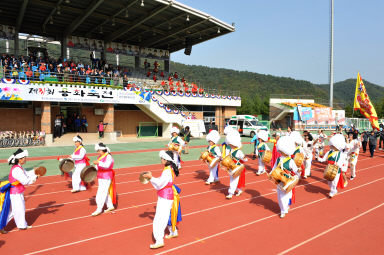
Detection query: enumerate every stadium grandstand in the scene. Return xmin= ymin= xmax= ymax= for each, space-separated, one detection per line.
xmin=0 ymin=0 xmax=239 ymax=144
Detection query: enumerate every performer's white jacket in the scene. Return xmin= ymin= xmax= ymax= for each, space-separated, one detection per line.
xmin=318 ymin=150 xmax=348 ymax=196
xmin=7 ymin=165 xmax=37 ymax=229
xmin=272 ymin=156 xmax=299 ymax=214
xmin=150 ymin=167 xmax=174 ymax=245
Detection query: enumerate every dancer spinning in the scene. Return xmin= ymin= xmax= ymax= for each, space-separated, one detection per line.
xmin=0 ymin=149 xmax=39 ymax=233
xmin=168 ymin=127 xmax=185 ymax=169
xmin=318 ymin=134 xmax=348 ymax=198
xmin=205 ymin=130 xmax=221 ymax=185
xmin=272 ymin=136 xmax=299 ymax=218
xmin=256 ymin=130 xmax=270 ymax=175
xmin=142 ymin=150 xmax=181 ymax=249
xmin=225 ymin=130 xmax=247 ymax=199
xmin=91 ymin=143 xmax=116 ymax=216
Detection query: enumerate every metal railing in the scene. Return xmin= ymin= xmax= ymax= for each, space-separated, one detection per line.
xmin=0 ymin=69 xmax=241 ymax=97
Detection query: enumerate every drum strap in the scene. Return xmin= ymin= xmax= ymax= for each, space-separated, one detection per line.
xmin=74 ymin=145 xmax=83 ymax=154
xmin=97 ymin=152 xmax=109 ymax=162
xmin=279 ymin=157 xmax=291 ymax=171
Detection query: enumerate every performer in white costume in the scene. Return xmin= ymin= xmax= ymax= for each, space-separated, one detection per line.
xmin=143 ymin=150 xmax=180 ymax=249
xmin=346 ymin=133 xmax=361 ymax=180
xmin=256 ymin=130 xmax=270 ymax=175
xmin=168 ymin=127 xmax=185 ymax=169
xmin=272 ymin=136 xmax=299 ymax=218
xmin=205 ymin=130 xmax=222 ymax=184
xmin=92 ymin=143 xmax=116 ymax=216
xmin=0 ymin=149 xmax=37 ymax=233
xmin=318 ymin=134 xmax=348 ymax=198
xmin=69 ymin=135 xmax=88 ymax=192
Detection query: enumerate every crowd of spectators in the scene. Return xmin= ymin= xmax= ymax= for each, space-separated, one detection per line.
xmin=0 ymin=52 xmax=205 ymax=93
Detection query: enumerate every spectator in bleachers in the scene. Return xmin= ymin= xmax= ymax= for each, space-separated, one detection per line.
xmin=153 ymin=73 xmax=157 ymax=82
xmin=160 ymin=71 xmax=164 ymax=78
xmin=174 ymin=72 xmax=178 ymax=79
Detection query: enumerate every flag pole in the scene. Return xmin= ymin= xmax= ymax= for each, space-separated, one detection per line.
xmin=329 ymin=0 xmax=334 ymax=108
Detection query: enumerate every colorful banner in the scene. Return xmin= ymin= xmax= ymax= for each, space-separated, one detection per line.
xmin=314 ymin=107 xmax=333 ymax=124
xmin=0 ymin=83 xmax=150 ymax=104
xmin=354 ymin=73 xmax=379 ymax=130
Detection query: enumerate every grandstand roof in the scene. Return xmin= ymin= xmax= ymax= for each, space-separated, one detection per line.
xmin=0 ymin=0 xmax=235 ymax=52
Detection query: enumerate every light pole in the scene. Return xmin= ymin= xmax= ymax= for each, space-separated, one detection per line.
xmin=329 ymin=0 xmax=334 ymax=108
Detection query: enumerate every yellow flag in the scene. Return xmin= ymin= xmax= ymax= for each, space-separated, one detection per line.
xmin=354 ymin=73 xmax=379 ymax=130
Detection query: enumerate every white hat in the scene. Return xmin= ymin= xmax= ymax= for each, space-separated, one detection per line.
xmin=73 ymin=135 xmax=83 ymax=143
xmin=95 ymin=142 xmax=110 ymax=153
xmin=170 ymin=126 xmax=180 ymax=135
xmin=225 ymin=131 xmax=241 ymax=148
xmin=206 ymin=130 xmax=220 ymax=144
xmin=291 ymin=131 xmax=304 ymax=145
xmin=276 ymin=132 xmax=281 ymax=137
xmin=159 ymin=150 xmax=175 ymax=163
xmin=258 ymin=130 xmax=269 ymax=142
xmin=329 ymin=134 xmax=346 ymax=151
xmin=276 ymin=136 xmax=296 ymax=156
xmin=223 ymin=125 xmax=233 ymax=135
xmin=8 ymin=148 xmax=28 ymax=164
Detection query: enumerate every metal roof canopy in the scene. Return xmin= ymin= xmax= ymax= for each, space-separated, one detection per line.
xmin=0 ymin=0 xmax=235 ymax=53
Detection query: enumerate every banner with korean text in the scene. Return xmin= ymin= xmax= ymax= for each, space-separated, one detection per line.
xmin=0 ymin=83 xmax=150 ymax=105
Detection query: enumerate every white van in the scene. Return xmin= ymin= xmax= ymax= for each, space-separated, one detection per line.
xmin=227 ymin=115 xmax=268 ymax=137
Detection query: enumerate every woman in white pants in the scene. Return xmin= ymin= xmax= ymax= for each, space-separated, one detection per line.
xmin=318 ymin=134 xmax=348 ymax=198
xmin=70 ymin=135 xmax=87 ymax=192
xmin=168 ymin=127 xmax=185 ymax=169
xmin=0 ymin=149 xmax=37 ymax=234
xmin=346 ymin=133 xmax=361 ymax=180
xmin=143 ymin=150 xmax=180 ymax=249
xmin=302 ymin=133 xmax=315 ymax=178
xmin=272 ymin=136 xmax=299 ymax=218
xmin=92 ymin=143 xmax=116 ymax=216
xmin=205 ymin=130 xmax=221 ymax=184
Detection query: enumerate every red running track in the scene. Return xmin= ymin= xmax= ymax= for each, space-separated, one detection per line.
xmin=1 ymin=149 xmax=384 ymax=255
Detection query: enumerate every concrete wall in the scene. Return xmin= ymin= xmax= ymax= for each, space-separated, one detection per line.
xmin=114 ymin=110 xmax=156 ymax=137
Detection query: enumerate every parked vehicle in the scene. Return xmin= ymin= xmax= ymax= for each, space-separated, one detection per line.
xmin=227 ymin=115 xmax=268 ymax=137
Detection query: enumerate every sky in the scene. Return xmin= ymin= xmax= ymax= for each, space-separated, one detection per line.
xmin=171 ymin=0 xmax=384 ymax=86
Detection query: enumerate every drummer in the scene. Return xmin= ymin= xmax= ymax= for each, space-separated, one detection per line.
xmin=318 ymin=134 xmax=348 ymax=198
xmin=205 ymin=130 xmax=221 ymax=185
xmin=291 ymin=131 xmax=305 ymax=173
xmin=0 ymin=149 xmax=38 ymax=233
xmin=222 ymin=126 xmax=233 ymax=158
xmin=168 ymin=127 xmax=185 ymax=169
xmin=70 ymin=135 xmax=89 ymax=193
xmin=142 ymin=150 xmax=180 ymax=249
xmin=256 ymin=130 xmax=270 ymax=175
xmin=273 ymin=137 xmax=299 ymax=218
xmin=91 ymin=143 xmax=116 ymax=216
xmin=302 ymin=133 xmax=316 ymax=178
xmin=225 ymin=130 xmax=247 ymax=199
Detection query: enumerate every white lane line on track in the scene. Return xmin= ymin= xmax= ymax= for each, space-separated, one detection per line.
xmin=23 ymin=178 xmax=269 ymax=231
xmin=25 ymin=170 xmax=259 ymax=211
xmin=20 ymin=162 xmax=379 ymax=229
xmin=28 ymin=162 xmax=208 ymax=187
xmin=25 ymin=174 xmax=384 ymax=255
xmin=25 ymin=161 xmax=260 ymax=198
xmin=277 ymin=202 xmax=384 ymax=255
xmin=154 ymin=176 xmax=384 ymax=255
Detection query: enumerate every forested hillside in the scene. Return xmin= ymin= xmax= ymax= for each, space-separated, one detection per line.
xmin=171 ymin=62 xmax=384 ymax=117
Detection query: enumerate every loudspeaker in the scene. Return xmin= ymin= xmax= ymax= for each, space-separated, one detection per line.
xmin=184 ymin=37 xmax=192 ymax=55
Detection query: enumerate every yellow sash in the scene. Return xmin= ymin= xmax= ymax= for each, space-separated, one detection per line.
xmin=74 ymin=145 xmax=83 ymax=154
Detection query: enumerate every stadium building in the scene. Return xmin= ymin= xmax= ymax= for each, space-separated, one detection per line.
xmin=0 ymin=0 xmax=239 ymax=143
